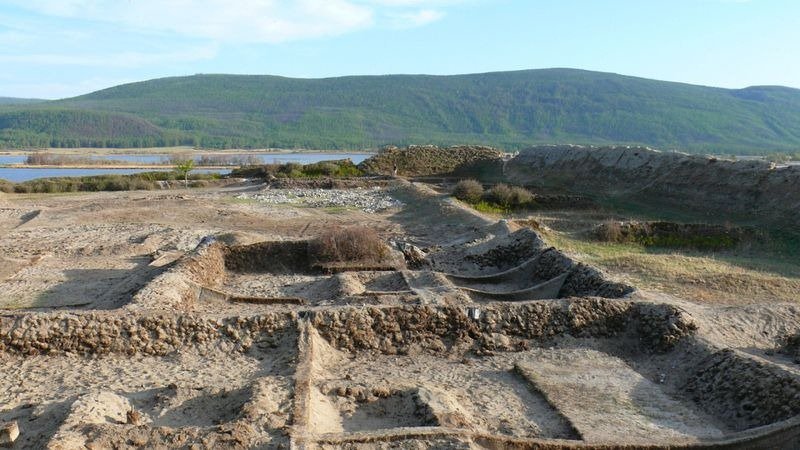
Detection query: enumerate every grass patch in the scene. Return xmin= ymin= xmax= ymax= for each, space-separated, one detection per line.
xmin=471 ymin=200 xmax=508 ymax=215
xmin=542 ymin=222 xmax=800 ymax=305
xmin=323 ymin=206 xmax=352 ymax=214
xmin=592 ymin=220 xmax=759 ymax=251
xmin=223 ymin=196 xmax=260 ymax=205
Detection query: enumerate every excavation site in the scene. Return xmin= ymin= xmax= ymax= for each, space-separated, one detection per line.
xmin=2 ymin=146 xmax=800 ymax=449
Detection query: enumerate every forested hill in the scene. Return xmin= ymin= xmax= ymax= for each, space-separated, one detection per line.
xmin=0 ymin=97 xmax=46 ymax=105
xmin=2 ymin=68 xmax=800 ymax=154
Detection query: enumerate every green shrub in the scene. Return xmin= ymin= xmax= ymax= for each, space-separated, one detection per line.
xmin=232 ymin=159 xmax=363 ymax=179
xmin=0 ymin=179 xmax=14 ymax=193
xmin=3 ymin=170 xmax=224 ymax=194
xmin=278 ymin=163 xmax=303 ymax=177
xmin=452 ymin=179 xmax=484 ymax=203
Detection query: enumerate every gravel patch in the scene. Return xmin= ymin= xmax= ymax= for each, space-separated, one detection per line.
xmin=237 ymin=187 xmax=404 ymax=213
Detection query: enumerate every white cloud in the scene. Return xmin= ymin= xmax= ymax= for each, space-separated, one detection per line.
xmin=387 ymin=9 xmax=444 ymax=28
xmin=5 ymin=0 xmax=373 ymax=43
xmin=3 ymin=0 xmax=461 ymax=43
xmin=0 ymin=44 xmax=219 ymax=68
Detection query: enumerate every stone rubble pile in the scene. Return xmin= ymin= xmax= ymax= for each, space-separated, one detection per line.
xmin=237 ymin=187 xmax=404 ymax=213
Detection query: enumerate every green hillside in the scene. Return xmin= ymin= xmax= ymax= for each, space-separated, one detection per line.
xmin=0 ymin=97 xmax=46 ymax=105
xmin=2 ymin=69 xmax=800 ymax=153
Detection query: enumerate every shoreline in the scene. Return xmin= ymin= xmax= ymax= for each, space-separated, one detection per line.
xmin=0 ymin=147 xmax=377 ymax=156
xmin=0 ymin=164 xmax=234 ymax=170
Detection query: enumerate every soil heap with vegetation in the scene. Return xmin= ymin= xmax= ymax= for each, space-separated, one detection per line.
xmin=358 ymin=145 xmax=505 ymax=178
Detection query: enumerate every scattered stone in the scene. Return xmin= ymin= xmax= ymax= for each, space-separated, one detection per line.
xmin=236 ymin=187 xmax=403 ymax=213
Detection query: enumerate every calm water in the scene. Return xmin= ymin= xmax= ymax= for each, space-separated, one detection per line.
xmin=0 ymin=155 xmax=25 ymax=164
xmin=1 ymin=152 xmax=368 ymax=165
xmin=0 ymin=168 xmax=231 ymax=183
xmin=0 ymin=152 xmax=370 ymax=182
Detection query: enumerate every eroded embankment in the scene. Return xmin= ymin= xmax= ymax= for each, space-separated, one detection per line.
xmin=505 ymin=145 xmax=800 ymax=225
xmin=127 ymin=240 xmax=227 ymax=311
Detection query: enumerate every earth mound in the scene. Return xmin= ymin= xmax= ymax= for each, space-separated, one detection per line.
xmin=359 ymin=145 xmax=506 ymax=178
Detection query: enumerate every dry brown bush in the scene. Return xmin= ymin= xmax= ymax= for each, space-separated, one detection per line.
xmin=509 ymin=186 xmax=534 ymax=206
xmin=452 ymin=179 xmax=484 ymax=203
xmin=310 ymin=226 xmax=388 ymax=264
xmin=486 ymin=183 xmax=514 ymax=208
xmin=597 ymin=220 xmax=624 ymax=242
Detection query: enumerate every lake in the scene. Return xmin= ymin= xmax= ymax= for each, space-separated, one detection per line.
xmin=0 ymin=152 xmax=370 ymax=182
xmin=0 ymin=168 xmax=231 ymax=183
xmin=1 ymin=152 xmax=369 ymax=165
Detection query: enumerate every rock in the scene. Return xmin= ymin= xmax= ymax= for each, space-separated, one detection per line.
xmin=0 ymin=421 xmax=19 ymax=447
xmin=397 ymin=242 xmax=428 ymax=269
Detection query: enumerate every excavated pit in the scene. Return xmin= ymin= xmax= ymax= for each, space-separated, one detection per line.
xmin=326 ymin=387 xmax=440 ymax=433
xmin=3 ymin=179 xmax=800 ymax=449
xmin=190 ymin=226 xmax=631 ymax=310
xmin=225 ymin=240 xmax=318 ymax=275
xmin=4 ymin=296 xmax=800 ymax=447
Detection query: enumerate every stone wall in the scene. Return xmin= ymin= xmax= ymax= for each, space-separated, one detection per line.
xmin=684 ymin=349 xmax=800 ymax=431
xmin=0 ymin=311 xmax=294 ymax=356
xmin=310 ymin=300 xmax=695 ymax=355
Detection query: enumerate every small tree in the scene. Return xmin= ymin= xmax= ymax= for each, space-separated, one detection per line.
xmin=175 ymin=159 xmax=195 ymax=187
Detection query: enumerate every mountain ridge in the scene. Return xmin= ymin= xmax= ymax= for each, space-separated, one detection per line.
xmin=2 ymin=68 xmax=800 ymax=153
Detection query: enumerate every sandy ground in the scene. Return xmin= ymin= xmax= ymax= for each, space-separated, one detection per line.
xmin=1 ymin=182 xmax=800 ymax=449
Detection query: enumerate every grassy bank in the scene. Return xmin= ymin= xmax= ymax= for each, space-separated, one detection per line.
xmin=545 ymin=229 xmax=800 ymax=304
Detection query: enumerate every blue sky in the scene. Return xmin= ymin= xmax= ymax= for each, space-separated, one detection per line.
xmin=1 ymin=0 xmax=798 ymax=99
